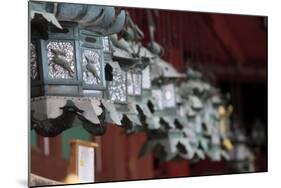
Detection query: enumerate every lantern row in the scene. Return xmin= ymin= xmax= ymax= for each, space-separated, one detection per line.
xmin=30 ymin=2 xmax=234 ymax=162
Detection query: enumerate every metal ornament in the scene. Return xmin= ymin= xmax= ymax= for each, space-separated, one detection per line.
xmin=47 ymin=41 xmax=75 ymax=79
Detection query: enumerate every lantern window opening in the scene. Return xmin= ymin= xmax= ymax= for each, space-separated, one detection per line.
xmin=107 ymin=66 xmax=128 ymax=103
xmin=46 ymin=40 xmax=77 ymax=80
xmin=142 ymin=65 xmax=151 ymax=89
xmin=161 ymin=83 xmax=176 ymax=109
xmin=127 ymin=71 xmax=142 ymax=96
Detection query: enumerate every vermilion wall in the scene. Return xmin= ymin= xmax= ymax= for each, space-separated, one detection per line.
xmin=95 ymin=125 xmax=154 ymax=182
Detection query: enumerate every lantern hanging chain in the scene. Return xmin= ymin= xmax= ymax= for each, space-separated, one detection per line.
xmin=53 ymin=2 xmax=58 ymax=18
xmin=125 ymin=11 xmax=143 ymax=57
xmin=147 ymin=10 xmax=155 ymax=43
xmin=146 ymin=10 xmax=165 ymax=57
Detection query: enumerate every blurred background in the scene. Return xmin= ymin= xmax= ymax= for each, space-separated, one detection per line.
xmin=30 ymin=6 xmax=267 ymax=183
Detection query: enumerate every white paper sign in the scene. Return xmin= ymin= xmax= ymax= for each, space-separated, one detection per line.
xmin=78 ymin=145 xmax=95 ymax=183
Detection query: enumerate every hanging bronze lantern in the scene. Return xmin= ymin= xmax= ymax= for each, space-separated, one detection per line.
xmin=30 ymin=2 xmax=126 ymax=137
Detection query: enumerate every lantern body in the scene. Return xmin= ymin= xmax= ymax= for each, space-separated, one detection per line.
xmin=31 ymin=22 xmax=82 ymax=97
xmin=31 ymin=22 xmax=111 ymax=98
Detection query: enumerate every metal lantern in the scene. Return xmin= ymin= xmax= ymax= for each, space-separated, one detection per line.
xmin=31 ymin=2 xmax=126 ymax=98
xmin=31 ymin=21 xmax=81 ymax=97
xmin=123 ymin=50 xmax=155 ymax=133
xmin=106 ymin=14 xmax=156 ymax=132
xmin=150 ymin=57 xmax=185 ymax=111
xmin=177 ymin=69 xmax=213 ymax=160
xmin=178 ymin=68 xmax=234 ymax=161
xmin=30 ymin=2 xmax=126 ymax=137
xmin=139 ymin=53 xmax=189 ymax=161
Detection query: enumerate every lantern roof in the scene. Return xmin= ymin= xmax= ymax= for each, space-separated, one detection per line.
xmin=30 ymin=2 xmax=63 ymax=29
xmin=110 ymin=37 xmax=155 ymax=71
xmin=110 ymin=35 xmax=138 ymax=61
xmin=30 ymin=2 xmax=126 ymax=36
xmin=150 ymin=57 xmax=185 ymax=80
xmin=109 ymin=12 xmax=156 ymax=71
xmin=186 ymin=68 xmax=203 ymax=79
xmin=189 ymin=95 xmax=204 ymax=110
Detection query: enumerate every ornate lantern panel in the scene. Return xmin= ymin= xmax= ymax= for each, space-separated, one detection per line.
xmin=151 ymin=89 xmax=164 ymax=111
xmin=81 ymin=49 xmax=103 ymax=86
xmin=46 ymin=40 xmax=76 ymax=80
xmin=162 ymin=84 xmax=176 ymax=108
xmin=151 ymin=83 xmax=176 ymax=111
xmin=107 ymin=62 xmax=127 ymax=103
xmin=142 ymin=66 xmax=151 ymax=89
xmin=127 ymin=71 xmax=142 ymax=96
xmin=79 ymin=29 xmax=106 ymax=95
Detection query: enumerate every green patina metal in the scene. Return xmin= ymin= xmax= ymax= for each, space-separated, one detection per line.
xmin=30 ymin=2 xmax=234 ymax=163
